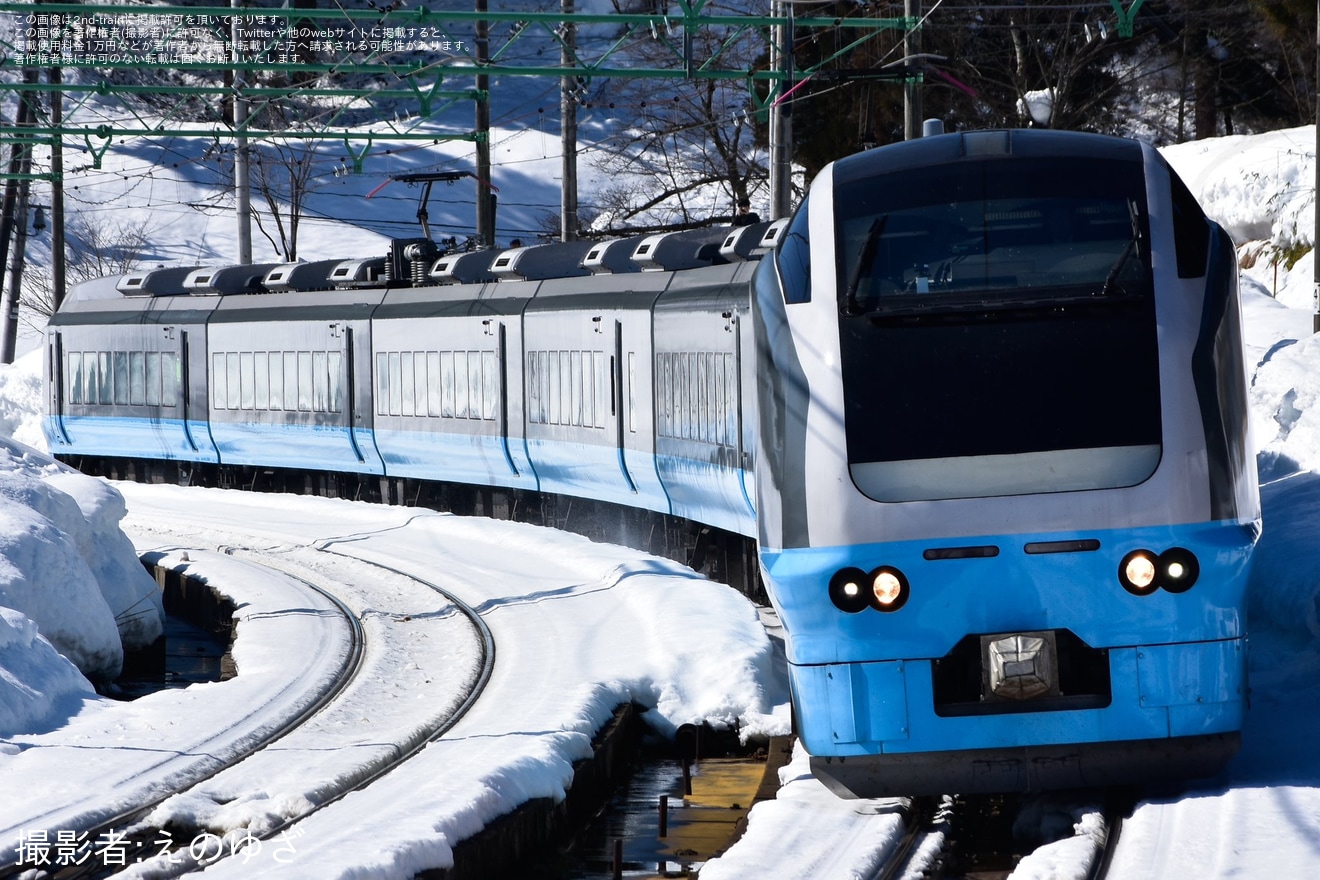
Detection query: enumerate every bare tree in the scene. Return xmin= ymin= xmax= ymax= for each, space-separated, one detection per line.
xmin=247 ymin=139 xmax=323 ymax=262
xmin=586 ymin=0 xmax=767 ymax=227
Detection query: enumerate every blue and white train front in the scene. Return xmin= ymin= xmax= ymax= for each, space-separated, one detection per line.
xmin=753 ymin=129 xmax=1259 ymax=796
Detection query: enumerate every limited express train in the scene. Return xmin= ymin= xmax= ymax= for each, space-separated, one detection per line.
xmin=44 ymin=128 xmax=1259 ymax=797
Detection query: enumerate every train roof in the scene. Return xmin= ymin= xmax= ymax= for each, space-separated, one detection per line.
xmin=57 ymin=219 xmax=787 ymax=315
xmin=832 ymin=128 xmax=1148 ymax=184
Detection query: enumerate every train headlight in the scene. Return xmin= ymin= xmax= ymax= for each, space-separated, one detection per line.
xmin=829 ymin=567 xmax=871 ymax=614
xmin=1159 ymin=547 xmax=1200 ymax=593
xmin=1119 ymin=549 xmax=1159 ymax=595
xmin=868 ymin=566 xmax=910 ymax=612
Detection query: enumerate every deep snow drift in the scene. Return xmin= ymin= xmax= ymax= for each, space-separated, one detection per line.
xmin=0 ymin=437 xmax=162 ymax=723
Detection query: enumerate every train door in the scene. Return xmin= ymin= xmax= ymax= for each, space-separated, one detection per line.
xmin=47 ymin=330 xmax=71 ymax=446
xmin=342 ymin=325 xmax=366 ymax=464
xmin=175 ymin=328 xmax=200 ymax=455
xmin=493 ymin=319 xmax=520 ymax=477
xmin=731 ymin=306 xmax=756 ymax=519
xmin=612 ymin=318 xmax=638 ymax=494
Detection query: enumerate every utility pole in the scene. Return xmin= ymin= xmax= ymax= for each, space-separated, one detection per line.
xmin=1314 ymin=0 xmax=1318 ymax=333
xmin=3 ymin=174 xmax=31 ymax=364
xmin=561 ymin=0 xmax=578 ymax=242
xmin=232 ymin=0 xmax=252 ymax=264
xmin=0 ymin=68 xmax=38 ymax=364
xmin=48 ymin=0 xmax=67 ymax=311
xmin=904 ymin=0 xmax=922 ymax=140
xmin=768 ymin=0 xmax=794 ymax=220
xmin=49 ymin=64 xmax=66 ymax=311
xmin=475 ymin=0 xmax=495 ymax=248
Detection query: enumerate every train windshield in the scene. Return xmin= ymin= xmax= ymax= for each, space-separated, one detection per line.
xmin=835 ymin=155 xmax=1162 ymax=502
xmin=837 ymin=157 xmax=1151 ymax=315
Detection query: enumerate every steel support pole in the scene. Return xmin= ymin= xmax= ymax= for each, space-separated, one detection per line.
xmin=49 ymin=64 xmax=66 ymax=311
xmin=476 ymin=0 xmax=494 ymax=248
xmin=768 ymin=0 xmax=794 ymax=220
xmin=904 ymin=0 xmax=922 ymax=140
xmin=561 ymin=0 xmax=579 ymax=242
xmin=232 ymin=0 xmax=252 ymax=265
xmin=0 ymin=69 xmax=37 ymax=364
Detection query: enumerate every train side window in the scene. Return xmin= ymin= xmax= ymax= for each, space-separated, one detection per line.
xmin=145 ymin=353 xmax=161 ymax=406
xmin=269 ymin=353 xmax=285 ymax=410
xmin=129 ymin=352 xmax=146 ymax=406
xmin=113 ymin=352 xmax=130 ymax=406
xmin=68 ymin=352 xmax=83 ymax=405
xmin=726 ymin=352 xmax=738 ymax=448
xmin=484 ymin=351 xmax=499 ymax=421
xmin=385 ymin=351 xmax=400 ymax=415
xmin=1170 ymin=171 xmax=1209 ymax=278
xmin=225 ymin=353 xmax=240 ymax=409
xmin=399 ymin=351 xmax=415 ymax=416
xmin=212 ymin=353 xmax=226 ymax=409
xmin=777 ymin=198 xmax=811 ymax=304
xmin=82 ymin=352 xmax=98 ymax=405
xmin=441 ymin=351 xmax=456 ymax=418
xmin=592 ymin=352 xmax=606 ymax=428
xmin=255 ymin=351 xmax=269 ymax=410
xmin=547 ymin=352 xmax=560 ymax=424
xmin=329 ymin=352 xmax=343 ymax=413
xmin=375 ymin=353 xmax=389 ymax=415
xmin=427 ymin=352 xmax=442 ymax=417
xmin=656 ymin=354 xmax=670 ymax=436
xmin=98 ymin=352 xmax=112 ymax=405
xmin=314 ymin=351 xmax=330 ymax=413
xmin=700 ymin=353 xmax=713 ymax=443
xmin=539 ymin=352 xmax=551 ymax=424
xmin=560 ymin=351 xmax=573 ymax=425
xmin=283 ymin=353 xmax=297 ymax=412
xmin=239 ymin=353 xmax=255 ymax=410
xmin=83 ymin=352 xmax=97 ymax=405
xmin=162 ymin=353 xmax=178 ymax=407
xmin=526 ymin=352 xmax=541 ymax=424
xmin=628 ymin=352 xmax=637 ymax=433
xmin=412 ymin=352 xmax=426 ymax=418
xmin=297 ymin=352 xmax=313 ymax=412
xmin=456 ymin=352 xmax=469 ymax=419
xmin=570 ymin=351 xmax=584 ymax=426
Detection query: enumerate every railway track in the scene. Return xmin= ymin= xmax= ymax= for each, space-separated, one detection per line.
xmin=0 ymin=550 xmax=363 ymax=879
xmin=866 ymin=789 xmax=1129 ymax=880
xmin=2 ymin=534 xmax=492 ymax=880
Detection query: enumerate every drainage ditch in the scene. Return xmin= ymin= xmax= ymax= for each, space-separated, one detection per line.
xmin=114 ymin=558 xmax=236 ymax=699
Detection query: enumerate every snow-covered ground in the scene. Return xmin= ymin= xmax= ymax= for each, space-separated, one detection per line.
xmin=0 ymin=125 xmax=1318 ymax=878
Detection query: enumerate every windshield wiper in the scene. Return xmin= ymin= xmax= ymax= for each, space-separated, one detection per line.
xmin=1101 ymin=199 xmax=1142 ymax=296
xmin=842 ymin=214 xmax=887 ymax=316
xmin=859 ymin=290 xmax=1144 ymax=321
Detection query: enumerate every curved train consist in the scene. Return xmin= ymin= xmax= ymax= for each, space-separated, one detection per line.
xmin=45 ymin=128 xmax=1259 ymax=797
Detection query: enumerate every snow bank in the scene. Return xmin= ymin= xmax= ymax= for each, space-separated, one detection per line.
xmin=0 ymin=349 xmax=45 ymax=451
xmin=0 ymin=434 xmax=163 ymax=707
xmin=0 ymin=607 xmax=97 ymax=738
xmin=1162 ymin=125 xmax=1314 ymax=250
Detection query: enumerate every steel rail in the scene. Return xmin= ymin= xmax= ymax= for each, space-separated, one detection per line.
xmin=1 ymin=553 xmax=367 ymax=880
xmin=104 ymin=545 xmax=496 ymax=879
